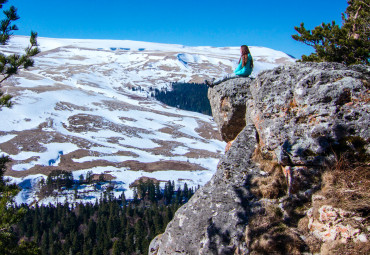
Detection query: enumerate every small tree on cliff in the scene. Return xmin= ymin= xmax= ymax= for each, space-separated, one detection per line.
xmin=292 ymin=0 xmax=369 ymax=65
xmin=0 ymin=0 xmax=40 ymax=109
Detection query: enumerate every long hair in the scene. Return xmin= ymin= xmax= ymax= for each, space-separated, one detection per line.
xmin=239 ymin=45 xmax=253 ymax=68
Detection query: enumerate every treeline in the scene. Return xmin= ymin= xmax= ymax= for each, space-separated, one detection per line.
xmin=44 ymin=170 xmax=74 ymax=190
xmin=13 ymin=180 xmax=195 ymax=255
xmin=39 ymin=170 xmax=105 ymax=198
xmin=152 ymin=82 xmax=212 ymax=115
xmin=42 ymin=170 xmax=103 ymax=189
xmin=133 ymin=179 xmax=194 ymax=205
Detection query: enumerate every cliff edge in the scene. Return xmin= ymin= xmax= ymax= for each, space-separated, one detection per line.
xmin=149 ymin=62 xmax=369 ymax=254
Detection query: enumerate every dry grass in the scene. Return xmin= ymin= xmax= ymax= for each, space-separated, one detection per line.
xmin=250 ymin=146 xmax=287 ymax=199
xmin=320 ymin=153 xmax=370 ymax=214
xmin=120 ymin=160 xmax=206 ymax=172
xmin=326 ymin=241 xmax=370 ymax=255
xmin=246 ymin=203 xmax=306 ymax=254
xmin=248 ymin=146 xmax=369 ymax=254
xmin=129 ymin=176 xmax=161 ymax=188
xmin=244 ymin=146 xmax=309 ymax=254
xmin=297 ymin=153 xmax=369 ymax=254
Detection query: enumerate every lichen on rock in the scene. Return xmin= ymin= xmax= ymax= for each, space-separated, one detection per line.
xmin=149 ymin=62 xmax=369 ymax=254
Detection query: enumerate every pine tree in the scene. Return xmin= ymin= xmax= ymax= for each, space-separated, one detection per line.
xmin=111 ymin=240 xmax=121 ymax=255
xmin=0 ymin=155 xmax=40 ymax=254
xmin=0 ymin=2 xmax=40 ymax=243
xmin=344 ymin=0 xmax=370 ymax=40
xmin=79 ymin=174 xmax=84 ymax=184
xmin=41 ymin=232 xmax=49 ymax=254
xmin=0 ymin=0 xmax=39 ymax=108
xmin=0 ymin=0 xmax=19 ymax=45
xmin=155 ymin=182 xmax=162 ymax=200
xmin=292 ymin=0 xmax=369 ymax=65
xmin=86 ymin=170 xmax=93 ymax=184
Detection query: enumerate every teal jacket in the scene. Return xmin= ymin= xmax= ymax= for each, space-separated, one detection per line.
xmin=234 ymin=53 xmax=253 ymax=77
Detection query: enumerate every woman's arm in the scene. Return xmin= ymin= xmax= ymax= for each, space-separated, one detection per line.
xmin=234 ymin=61 xmax=243 ymax=74
xmin=234 ymin=54 xmax=253 ymax=76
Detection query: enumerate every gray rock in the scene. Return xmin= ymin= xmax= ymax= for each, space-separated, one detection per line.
xmin=149 ymin=62 xmax=370 ymax=254
xmin=207 ymin=78 xmax=253 ymax=142
xmin=150 ymin=124 xmax=259 ymax=254
xmin=248 ymin=62 xmax=369 ymax=165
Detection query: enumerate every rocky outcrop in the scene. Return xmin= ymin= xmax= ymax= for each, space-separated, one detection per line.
xmin=149 ymin=62 xmax=369 ymax=254
xmin=307 ymin=202 xmax=367 ymax=244
xmin=150 ymin=123 xmax=259 ymax=254
xmin=207 ymin=78 xmax=253 ymax=142
xmin=248 ymin=63 xmax=369 ymax=167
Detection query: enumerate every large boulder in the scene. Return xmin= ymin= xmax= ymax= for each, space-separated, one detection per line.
xmin=207 ymin=78 xmax=253 ymax=142
xmin=249 ymin=62 xmax=369 ymax=167
xmin=149 ymin=62 xmax=369 ymax=254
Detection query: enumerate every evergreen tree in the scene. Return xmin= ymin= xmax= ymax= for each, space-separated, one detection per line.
xmin=155 ymin=182 xmax=162 ymax=200
xmin=183 ymin=182 xmax=189 ymax=202
xmin=86 ymin=170 xmax=93 ymax=184
xmin=344 ymin=0 xmax=370 ymax=40
xmin=0 ymin=2 xmax=39 ymax=247
xmin=0 ymin=0 xmax=19 ymax=45
xmin=12 ymin=179 xmax=195 ymax=254
xmin=292 ymin=0 xmax=369 ymax=65
xmin=0 ymin=155 xmax=39 ymax=254
xmin=0 ymin=1 xmax=40 ymax=108
xmin=120 ymin=191 xmax=126 ymax=205
xmin=111 ymin=240 xmax=121 ymax=255
xmin=154 ymin=82 xmax=212 ymax=115
xmin=79 ymin=174 xmax=84 ymax=184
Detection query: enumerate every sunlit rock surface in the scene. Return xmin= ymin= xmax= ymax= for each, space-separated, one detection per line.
xmin=150 ymin=62 xmax=369 ymax=254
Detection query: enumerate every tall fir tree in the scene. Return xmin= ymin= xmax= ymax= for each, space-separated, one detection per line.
xmin=292 ymin=0 xmax=369 ymax=65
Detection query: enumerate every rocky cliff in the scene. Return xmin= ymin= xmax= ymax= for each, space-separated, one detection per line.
xmin=149 ymin=62 xmax=369 ymax=254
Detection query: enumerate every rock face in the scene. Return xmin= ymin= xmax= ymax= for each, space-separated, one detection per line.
xmin=307 ymin=201 xmax=367 ymax=244
xmin=149 ymin=62 xmax=369 ymax=254
xmin=207 ymin=78 xmax=253 ymax=142
xmin=248 ymin=63 xmax=369 ymax=167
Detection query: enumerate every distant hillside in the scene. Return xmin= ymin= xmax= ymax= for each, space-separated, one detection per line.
xmin=0 ymin=36 xmax=294 ymax=205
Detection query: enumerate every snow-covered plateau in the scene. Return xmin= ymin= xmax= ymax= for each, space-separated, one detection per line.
xmin=0 ymin=36 xmax=295 ymax=205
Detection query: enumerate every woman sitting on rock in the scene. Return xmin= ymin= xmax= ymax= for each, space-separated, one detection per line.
xmin=205 ymin=45 xmax=253 ymax=87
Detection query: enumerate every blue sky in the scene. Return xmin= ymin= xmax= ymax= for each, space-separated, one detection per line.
xmin=9 ymin=0 xmax=347 ymax=58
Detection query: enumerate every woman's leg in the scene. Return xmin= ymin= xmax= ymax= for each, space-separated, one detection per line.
xmin=212 ymin=74 xmax=239 ymax=86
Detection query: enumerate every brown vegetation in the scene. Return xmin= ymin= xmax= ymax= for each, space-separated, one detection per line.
xmin=250 ymin=146 xmax=287 ymax=199
xmin=320 ymin=154 xmax=369 ymax=213
xmin=248 ymin=142 xmax=369 ymax=254
xmin=297 ymin=153 xmax=370 ymax=254
xmin=246 ymin=202 xmax=306 ymax=255
xmin=120 ymin=160 xmax=206 ymax=172
xmin=129 ymin=176 xmax=160 ymax=188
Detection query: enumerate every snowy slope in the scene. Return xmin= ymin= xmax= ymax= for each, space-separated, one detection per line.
xmin=0 ymin=36 xmax=295 ymax=205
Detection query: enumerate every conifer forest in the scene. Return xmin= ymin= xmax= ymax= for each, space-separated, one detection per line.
xmin=14 ymin=176 xmax=195 ymax=255
xmin=153 ymin=82 xmax=212 ymax=116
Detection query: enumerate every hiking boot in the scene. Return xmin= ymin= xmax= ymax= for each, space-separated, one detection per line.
xmin=204 ymin=78 xmax=215 ymax=87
